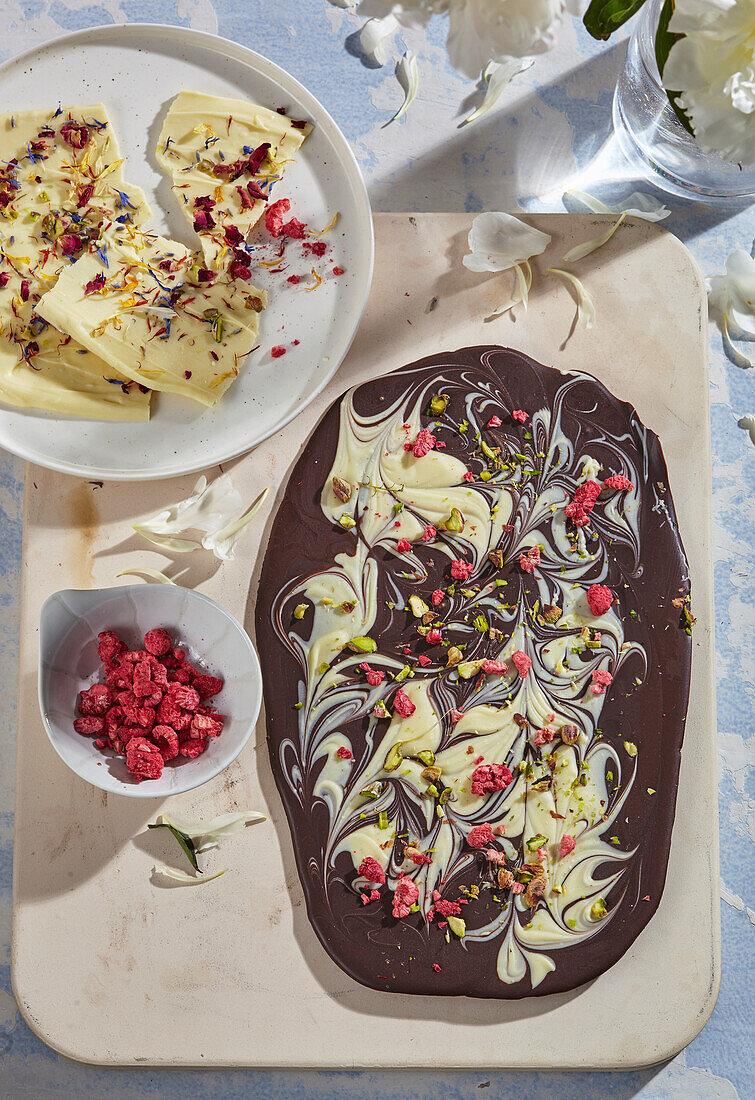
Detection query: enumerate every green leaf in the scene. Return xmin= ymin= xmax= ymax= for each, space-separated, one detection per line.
xmin=583 ymin=0 xmax=649 ymax=40
xmin=148 ymin=822 xmax=200 ymax=872
xmin=655 ymin=0 xmax=695 ymax=137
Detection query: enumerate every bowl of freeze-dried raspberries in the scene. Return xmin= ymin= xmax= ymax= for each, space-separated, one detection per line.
xmin=38 ymin=585 xmax=262 ymax=796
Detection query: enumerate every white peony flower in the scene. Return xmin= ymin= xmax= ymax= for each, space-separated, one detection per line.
xmin=707 ymin=248 xmax=755 ymax=339
xmin=664 ymin=0 xmax=755 ymax=165
xmin=380 ymin=0 xmax=583 ymax=78
xmin=463 ymin=211 xmax=551 ymax=272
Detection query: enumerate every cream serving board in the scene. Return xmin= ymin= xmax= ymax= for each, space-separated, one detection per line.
xmin=11 ymin=214 xmax=719 ymax=1069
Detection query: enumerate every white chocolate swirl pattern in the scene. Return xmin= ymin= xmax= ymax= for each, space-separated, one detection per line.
xmin=258 ymin=347 xmax=691 ymax=998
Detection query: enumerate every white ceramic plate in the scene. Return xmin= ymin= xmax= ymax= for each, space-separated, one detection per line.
xmin=0 ymin=24 xmax=373 ymax=480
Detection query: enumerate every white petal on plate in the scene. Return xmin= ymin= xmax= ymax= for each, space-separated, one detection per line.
xmin=153 ymin=864 xmax=228 ymax=885
xmin=489 ymin=260 xmax=534 ymax=317
xmin=463 ymin=211 xmax=551 ymax=273
xmin=564 ymin=189 xmax=670 ymax=222
xmin=161 ymin=811 xmax=267 ymax=853
xmin=465 ymin=57 xmax=534 ymax=124
xmin=128 ymin=304 xmax=177 ymax=319
xmin=360 ymin=15 xmax=399 ymax=66
xmin=202 ymin=486 xmax=271 ymax=561
xmin=722 ymin=314 xmax=754 ymax=369
xmin=131 ymin=527 xmax=200 ymax=553
xmin=737 ymin=415 xmax=755 ymax=446
xmin=328 ymin=0 xmax=357 ymax=7
xmin=117 ymin=567 xmax=177 ymax=584
xmin=563 ymin=212 xmax=627 ymax=263
xmin=390 ymin=50 xmax=419 ymax=122
xmin=548 ymin=268 xmax=597 ymax=330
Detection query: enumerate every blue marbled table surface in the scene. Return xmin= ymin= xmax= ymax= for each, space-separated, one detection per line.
xmin=0 ymin=2 xmax=752 ymax=1098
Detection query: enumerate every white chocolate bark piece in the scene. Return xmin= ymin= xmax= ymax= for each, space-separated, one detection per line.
xmin=0 ymin=105 xmax=151 ymax=419
xmin=36 ymin=224 xmax=266 ymax=407
xmin=155 ymin=90 xmax=309 ymax=267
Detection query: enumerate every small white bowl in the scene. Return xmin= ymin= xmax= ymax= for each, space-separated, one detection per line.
xmin=38 ymin=585 xmax=262 ymax=798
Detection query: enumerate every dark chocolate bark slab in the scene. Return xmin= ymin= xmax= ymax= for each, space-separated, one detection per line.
xmin=256 ymin=346 xmax=691 ymax=998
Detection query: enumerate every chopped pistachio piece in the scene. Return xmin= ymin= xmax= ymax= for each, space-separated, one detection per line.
xmin=457 ymin=659 xmax=482 ymax=680
xmin=293 ymin=603 xmax=308 ymax=620
xmin=384 ymin=741 xmax=406 ymax=772
xmin=359 ymin=781 xmax=383 ymax=800
xmin=440 ymin=507 xmax=464 ymax=533
xmin=346 ymin=636 xmax=377 ymax=653
xmin=429 ymin=393 xmax=449 ymax=415
xmin=447 ymin=915 xmax=466 ymax=938
xmin=590 ymin=898 xmax=607 ymax=921
xmin=332 ymin=476 xmax=352 ymax=503
xmin=408 ymin=594 xmax=430 ymax=618
xmin=416 ymin=749 xmax=435 ymax=767
xmin=338 ymin=514 xmax=356 ymax=530
xmin=624 ymin=741 xmax=638 ymax=757
xmin=526 ymin=834 xmax=548 ymax=851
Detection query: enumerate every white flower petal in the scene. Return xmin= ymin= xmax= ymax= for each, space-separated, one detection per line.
xmin=391 ymin=50 xmax=420 ymax=122
xmin=722 ymin=314 xmax=754 ymax=369
xmin=117 ymin=567 xmax=177 ymax=584
xmin=465 ymin=57 xmax=534 ymax=124
xmin=131 ymin=528 xmax=200 ymax=553
xmin=162 ymin=811 xmax=267 ymax=853
xmin=463 ymin=211 xmax=551 ymax=273
xmin=737 ymin=414 xmax=755 ymax=445
xmin=563 ymin=188 xmax=671 ymax=222
xmin=328 ymin=0 xmax=357 ymax=7
xmin=153 ymin=864 xmax=227 ymax=885
xmin=707 ymin=248 xmax=755 ymax=339
xmin=201 ymin=486 xmax=271 ymax=561
xmin=549 ymin=268 xmax=597 ymax=330
xmin=563 ymin=212 xmax=626 ymax=263
xmin=444 ymin=0 xmax=581 ymax=79
xmin=360 ymin=14 xmax=399 ymax=66
xmin=490 ymin=260 xmax=533 ymax=317
xmin=665 ymin=0 xmax=755 ymax=165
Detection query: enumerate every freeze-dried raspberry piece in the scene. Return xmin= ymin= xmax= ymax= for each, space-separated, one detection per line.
xmin=179 ymin=737 xmax=207 ymax=759
xmin=145 ymin=655 xmax=169 ymax=687
xmin=603 ymin=474 xmax=634 ymax=492
xmin=144 ymin=628 xmax=172 ymax=656
xmin=137 ymin=707 xmax=156 ymax=730
xmin=512 ymin=650 xmax=531 ymax=678
xmin=73 ymin=716 xmax=105 ymax=736
xmin=358 ymin=857 xmax=386 ymax=883
xmin=120 ymin=649 xmax=149 ymax=664
xmin=560 ymin=834 xmax=576 ymax=858
xmin=393 ymin=689 xmax=415 ymax=718
xmin=156 ymin=697 xmax=182 ymax=726
xmin=471 ymin=762 xmax=513 ymax=795
xmin=265 ymin=197 xmax=290 ymax=237
xmin=450 ymin=559 xmax=473 ymax=581
xmin=190 ymin=711 xmax=224 ymax=738
xmin=125 ymin=736 xmax=164 ymax=780
xmin=173 ymin=711 xmax=194 ymax=733
xmin=78 ymin=683 xmax=112 ymax=716
xmin=106 ymin=666 xmax=131 ymax=690
xmin=132 ymin=661 xmax=157 ymax=698
xmin=119 ymin=725 xmax=145 ymax=745
xmin=519 ymin=546 xmax=540 ymax=573
xmin=392 ymin=874 xmax=419 ymax=918
xmin=565 ymin=480 xmax=601 ymax=527
xmin=191 ymin=674 xmax=224 ymax=700
xmin=591 ymin=669 xmax=613 ymax=695
xmin=152 ymin=725 xmax=179 ymax=761
xmin=167 ymin=666 xmax=192 ymax=684
xmin=587 ymin=583 xmax=613 ymax=616
xmin=105 ymin=705 xmax=125 ymax=730
xmin=467 ymin=822 xmax=495 ymax=848
xmin=167 ymin=684 xmax=200 ymax=711
xmin=97 ymin=631 xmax=124 ymax=663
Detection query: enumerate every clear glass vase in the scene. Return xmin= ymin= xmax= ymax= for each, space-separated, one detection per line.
xmin=612 ymin=0 xmax=755 ymax=200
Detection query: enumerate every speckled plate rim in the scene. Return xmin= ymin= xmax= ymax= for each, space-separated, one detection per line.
xmin=0 ymin=23 xmax=374 ymax=481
